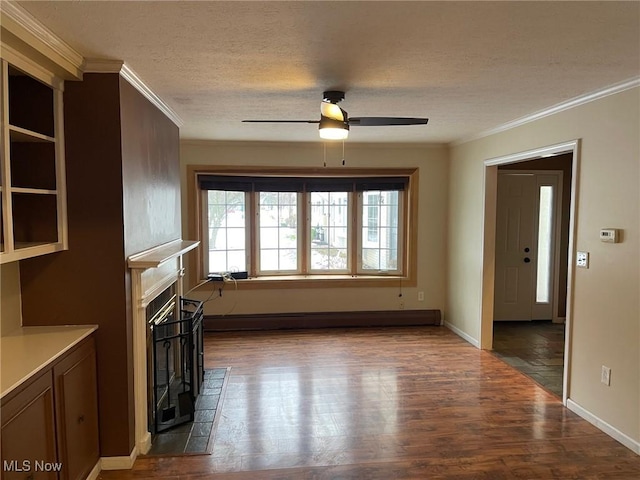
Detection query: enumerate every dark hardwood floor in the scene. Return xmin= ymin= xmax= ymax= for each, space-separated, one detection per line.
xmin=99 ymin=326 xmax=640 ymax=479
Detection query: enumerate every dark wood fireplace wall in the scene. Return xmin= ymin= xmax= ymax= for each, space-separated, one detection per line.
xmin=19 ymin=73 xmax=181 ymax=458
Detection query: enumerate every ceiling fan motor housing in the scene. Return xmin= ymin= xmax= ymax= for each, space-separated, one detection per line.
xmin=323 ymin=90 xmax=346 ymax=104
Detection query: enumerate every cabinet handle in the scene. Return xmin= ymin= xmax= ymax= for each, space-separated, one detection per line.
xmin=78 ymin=414 xmax=85 ymax=424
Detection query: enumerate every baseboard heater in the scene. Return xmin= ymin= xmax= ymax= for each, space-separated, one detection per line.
xmin=204 ymin=309 xmax=441 ymax=331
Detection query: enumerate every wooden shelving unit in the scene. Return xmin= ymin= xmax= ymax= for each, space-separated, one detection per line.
xmin=0 ymin=60 xmax=67 ymax=263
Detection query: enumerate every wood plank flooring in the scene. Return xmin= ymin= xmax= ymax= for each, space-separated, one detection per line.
xmin=98 ymin=327 xmax=640 ymax=479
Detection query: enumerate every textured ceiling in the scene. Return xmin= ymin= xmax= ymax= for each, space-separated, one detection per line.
xmin=17 ymin=1 xmax=640 ymax=144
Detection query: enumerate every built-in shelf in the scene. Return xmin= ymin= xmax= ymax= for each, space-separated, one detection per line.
xmin=128 ymin=239 xmax=200 ymax=269
xmin=1 ymin=58 xmax=67 ymax=264
xmin=9 ymin=125 xmax=55 ymax=143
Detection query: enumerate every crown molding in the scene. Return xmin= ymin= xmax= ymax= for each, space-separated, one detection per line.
xmin=119 ymin=64 xmax=183 ymax=127
xmin=1 ymin=0 xmax=83 ymax=78
xmin=83 ymin=59 xmax=183 ymax=128
xmin=454 ymin=77 xmax=640 ymax=147
xmin=82 ymin=58 xmax=124 ymax=74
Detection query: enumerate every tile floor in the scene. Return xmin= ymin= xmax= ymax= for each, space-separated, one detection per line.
xmin=492 ymin=320 xmax=565 ymax=397
xmin=146 ymin=368 xmax=228 ymax=455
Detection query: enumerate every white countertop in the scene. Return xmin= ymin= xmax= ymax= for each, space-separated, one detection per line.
xmin=1 ymin=325 xmax=98 ymax=399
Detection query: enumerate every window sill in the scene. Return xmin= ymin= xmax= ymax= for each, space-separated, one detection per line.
xmin=205 ymin=274 xmax=415 ymax=290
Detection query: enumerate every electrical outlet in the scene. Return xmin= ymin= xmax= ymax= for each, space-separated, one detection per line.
xmin=418 ymin=291 xmax=424 ymax=301
xmin=576 ymin=251 xmax=589 ymax=268
xmin=399 ymin=300 xmax=405 ymax=310
xmin=601 ymin=366 xmax=611 ymax=386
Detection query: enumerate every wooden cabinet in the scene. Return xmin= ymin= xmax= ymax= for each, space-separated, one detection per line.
xmin=1 ymin=372 xmax=58 ymax=480
xmin=0 ymin=58 xmax=67 ymax=264
xmin=1 ymin=337 xmax=98 ymax=480
xmin=53 ymin=339 xmax=100 ymax=480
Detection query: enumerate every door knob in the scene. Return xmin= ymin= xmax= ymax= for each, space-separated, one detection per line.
xmin=524 ymin=247 xmax=530 ymax=252
xmin=524 ymin=257 xmax=531 ymax=263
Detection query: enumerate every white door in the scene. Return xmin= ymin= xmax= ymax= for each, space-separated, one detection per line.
xmin=494 ymin=172 xmax=561 ymax=321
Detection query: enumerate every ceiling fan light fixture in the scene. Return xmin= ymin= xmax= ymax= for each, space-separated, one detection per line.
xmin=320 ymin=102 xmax=345 ymax=121
xmin=319 ymin=127 xmax=349 ymax=140
xmin=319 ymin=115 xmax=349 ymax=140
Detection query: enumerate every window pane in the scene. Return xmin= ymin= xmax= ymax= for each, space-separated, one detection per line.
xmin=362 ymin=248 xmax=380 ymax=270
xmin=260 ymin=227 xmax=278 ymax=248
xmin=361 ymin=190 xmax=401 ymax=272
xmin=536 ymin=186 xmax=553 ymax=303
xmin=260 ymin=251 xmax=278 ymax=271
xmin=380 ymin=248 xmax=398 ymax=270
xmin=227 ymin=250 xmax=247 ymax=272
xmin=279 ymin=227 xmax=297 ymax=248
xmin=310 ymin=191 xmax=350 ymax=271
xmin=207 ymin=190 xmax=246 ymax=273
xmin=258 ymin=192 xmax=298 ymax=272
xmin=279 ymin=249 xmax=297 ymax=270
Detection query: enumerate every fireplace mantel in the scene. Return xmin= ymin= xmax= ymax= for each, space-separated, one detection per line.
xmin=128 ymin=239 xmax=199 ymax=269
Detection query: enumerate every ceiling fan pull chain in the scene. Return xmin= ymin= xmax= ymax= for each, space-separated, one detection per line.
xmin=323 ymin=142 xmax=327 ymax=167
xmin=342 ymin=140 xmax=346 ymax=166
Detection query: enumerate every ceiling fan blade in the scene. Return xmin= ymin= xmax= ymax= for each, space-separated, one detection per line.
xmin=349 ymin=117 xmax=429 ymax=126
xmin=242 ymin=119 xmax=320 ymax=123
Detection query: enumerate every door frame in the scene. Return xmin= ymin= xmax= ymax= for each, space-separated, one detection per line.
xmin=495 ymin=170 xmax=564 ymax=323
xmin=480 ymin=140 xmax=580 ymax=405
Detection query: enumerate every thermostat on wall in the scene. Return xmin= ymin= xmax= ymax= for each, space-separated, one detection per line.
xmin=599 ymin=228 xmax=619 ymax=243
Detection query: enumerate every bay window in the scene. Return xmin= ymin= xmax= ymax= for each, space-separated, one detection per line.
xmin=192 ymin=168 xmax=416 ymax=283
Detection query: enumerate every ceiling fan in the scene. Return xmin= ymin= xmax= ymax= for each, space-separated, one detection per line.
xmin=242 ymin=91 xmax=429 ymax=140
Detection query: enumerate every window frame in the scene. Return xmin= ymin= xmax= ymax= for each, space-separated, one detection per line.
xmin=307 ymin=190 xmax=352 ymax=274
xmin=255 ymin=191 xmax=303 ymax=275
xmin=202 ymin=190 xmax=251 ymax=276
xmin=356 ymin=190 xmax=404 ymax=275
xmin=187 ymin=166 xmax=419 ymax=289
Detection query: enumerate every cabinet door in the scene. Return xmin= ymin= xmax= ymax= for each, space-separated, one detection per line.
xmin=1 ymin=372 xmax=59 ymax=480
xmin=53 ymin=338 xmax=99 ymax=480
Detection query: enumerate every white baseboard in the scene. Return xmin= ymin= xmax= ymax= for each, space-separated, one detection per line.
xmin=100 ymin=446 xmax=138 ymax=470
xmin=567 ymin=399 xmax=640 ymax=455
xmin=138 ymin=432 xmax=152 ymax=455
xmin=86 ymin=460 xmax=101 ymax=480
xmin=444 ymin=321 xmax=480 ymax=348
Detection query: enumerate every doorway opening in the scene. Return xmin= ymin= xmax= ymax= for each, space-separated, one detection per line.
xmin=480 ymin=140 xmax=579 ymax=404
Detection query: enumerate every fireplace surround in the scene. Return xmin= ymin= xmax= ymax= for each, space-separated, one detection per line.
xmin=128 ymin=239 xmax=199 ymax=454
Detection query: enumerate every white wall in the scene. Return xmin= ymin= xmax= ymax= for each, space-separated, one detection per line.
xmin=180 ymin=141 xmax=449 ymax=317
xmin=447 ymin=87 xmax=640 ymax=447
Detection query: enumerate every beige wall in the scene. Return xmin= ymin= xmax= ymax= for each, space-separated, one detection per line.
xmin=180 ymin=141 xmax=449 ymax=317
xmin=447 ymin=87 xmax=640 ymax=445
xmin=0 ymin=262 xmax=22 ymax=335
